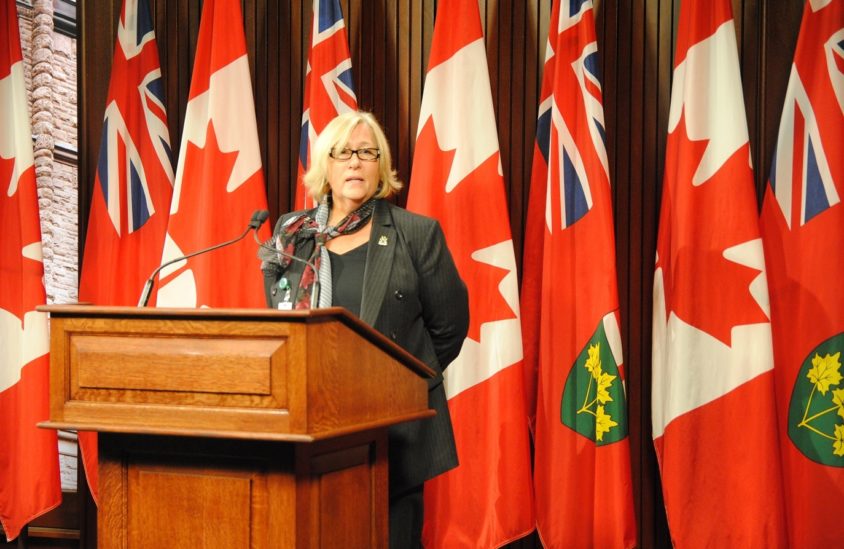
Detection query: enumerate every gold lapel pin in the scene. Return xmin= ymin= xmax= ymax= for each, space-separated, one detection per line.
xmin=378 ymin=235 xmax=389 ymax=246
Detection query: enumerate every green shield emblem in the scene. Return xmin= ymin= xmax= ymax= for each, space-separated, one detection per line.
xmin=560 ymin=320 xmax=628 ymax=445
xmin=787 ymin=332 xmax=844 ymax=466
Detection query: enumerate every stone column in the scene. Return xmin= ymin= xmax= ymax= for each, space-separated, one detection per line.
xmin=30 ymin=0 xmax=55 ymax=295
xmin=29 ymin=0 xmax=78 ymax=305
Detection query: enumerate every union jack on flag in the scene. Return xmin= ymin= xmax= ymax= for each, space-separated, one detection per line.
xmin=295 ymin=0 xmax=357 ymax=210
xmin=769 ymin=21 xmax=842 ymax=229
xmin=95 ymin=0 xmax=173 ymax=235
xmin=541 ymin=2 xmax=607 ymax=229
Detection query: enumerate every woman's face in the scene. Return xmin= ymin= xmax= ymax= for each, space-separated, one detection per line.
xmin=327 ymin=123 xmax=380 ymax=212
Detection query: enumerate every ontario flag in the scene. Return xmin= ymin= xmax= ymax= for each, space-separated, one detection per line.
xmin=77 ymin=0 xmax=174 ymax=503
xmin=407 ymin=0 xmax=534 ymax=546
xmin=0 ymin=0 xmax=61 ymax=539
xmin=156 ymin=0 xmax=270 ymax=308
xmin=759 ymin=0 xmax=844 ymax=546
xmin=652 ymin=0 xmax=788 ymax=545
xmin=79 ymin=0 xmax=174 ymax=308
xmin=295 ymin=0 xmax=357 ymax=210
xmin=520 ymin=1 xmax=637 ymax=547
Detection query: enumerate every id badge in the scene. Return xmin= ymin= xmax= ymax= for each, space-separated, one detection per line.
xmin=277 ymin=277 xmax=293 ymax=310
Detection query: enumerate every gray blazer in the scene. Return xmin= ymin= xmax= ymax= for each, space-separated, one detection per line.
xmin=263 ymin=199 xmax=469 ymax=494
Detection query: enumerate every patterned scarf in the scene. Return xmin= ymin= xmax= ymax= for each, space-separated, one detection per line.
xmin=267 ymin=197 xmax=376 ymax=309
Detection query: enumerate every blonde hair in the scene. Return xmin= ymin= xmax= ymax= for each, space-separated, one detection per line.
xmin=303 ymin=111 xmax=403 ymax=203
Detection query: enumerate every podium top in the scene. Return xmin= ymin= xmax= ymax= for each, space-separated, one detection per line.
xmin=40 ymin=304 xmax=434 ymax=379
xmin=39 ymin=304 xmax=436 ymax=440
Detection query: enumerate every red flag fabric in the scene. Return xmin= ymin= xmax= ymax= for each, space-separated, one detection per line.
xmin=77 ymin=0 xmax=174 ymax=503
xmin=759 ymin=1 xmax=844 ymax=546
xmin=520 ymin=0 xmax=560 ymax=435
xmin=520 ymin=1 xmax=637 ymax=546
xmin=156 ymin=0 xmax=270 ymax=307
xmin=407 ymin=1 xmax=534 ymax=546
xmin=294 ymin=0 xmax=357 ymax=210
xmin=0 ymin=0 xmax=61 ymax=539
xmin=652 ymin=0 xmax=788 ymax=545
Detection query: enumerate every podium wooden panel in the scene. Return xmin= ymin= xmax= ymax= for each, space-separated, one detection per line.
xmin=40 ymin=305 xmax=434 ymax=549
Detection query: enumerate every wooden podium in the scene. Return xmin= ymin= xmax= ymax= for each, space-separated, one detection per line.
xmin=39 ymin=305 xmax=434 ymax=549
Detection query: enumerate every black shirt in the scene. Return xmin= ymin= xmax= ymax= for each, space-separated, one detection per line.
xmin=327 ymin=242 xmax=368 ymax=317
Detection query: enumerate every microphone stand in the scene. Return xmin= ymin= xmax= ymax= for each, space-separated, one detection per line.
xmin=138 ymin=210 xmax=270 ymax=307
xmin=254 ymin=230 xmax=321 ymax=309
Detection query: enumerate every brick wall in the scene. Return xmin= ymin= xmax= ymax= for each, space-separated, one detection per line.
xmin=18 ymin=3 xmax=79 ymax=309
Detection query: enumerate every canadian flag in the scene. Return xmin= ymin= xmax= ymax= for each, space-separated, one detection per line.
xmin=0 ymin=0 xmax=61 ymax=540
xmin=407 ymin=0 xmax=534 ymax=546
xmin=156 ymin=0 xmax=270 ymax=308
xmin=652 ymin=0 xmax=787 ymax=545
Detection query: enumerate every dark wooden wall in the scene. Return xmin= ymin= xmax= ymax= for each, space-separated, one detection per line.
xmin=77 ymin=1 xmax=806 ymax=547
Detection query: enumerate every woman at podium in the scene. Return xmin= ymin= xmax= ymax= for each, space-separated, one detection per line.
xmin=260 ymin=111 xmax=469 ymax=548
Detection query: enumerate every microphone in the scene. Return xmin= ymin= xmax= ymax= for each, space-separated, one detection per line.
xmin=255 ymin=225 xmax=321 ymax=309
xmin=137 ymin=209 xmax=270 ymax=307
xmin=248 ymin=209 xmax=269 ymax=229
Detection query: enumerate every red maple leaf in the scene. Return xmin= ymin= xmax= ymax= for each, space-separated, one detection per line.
xmin=160 ymin=120 xmax=266 ymax=307
xmin=657 ymin=115 xmax=768 ymax=346
xmin=0 ymin=159 xmax=43 ymax=321
xmin=409 ymin=118 xmax=517 ymax=341
xmin=0 ymin=154 xmax=22 ymax=319
xmin=0 ymin=152 xmax=13 ymax=186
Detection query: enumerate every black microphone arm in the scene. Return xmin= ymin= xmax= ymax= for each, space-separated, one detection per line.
xmin=255 ymin=228 xmax=321 ymax=309
xmin=137 ymin=209 xmax=270 ymax=307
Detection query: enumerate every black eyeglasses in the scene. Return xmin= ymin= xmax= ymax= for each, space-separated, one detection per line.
xmin=329 ymin=147 xmax=381 ymax=162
